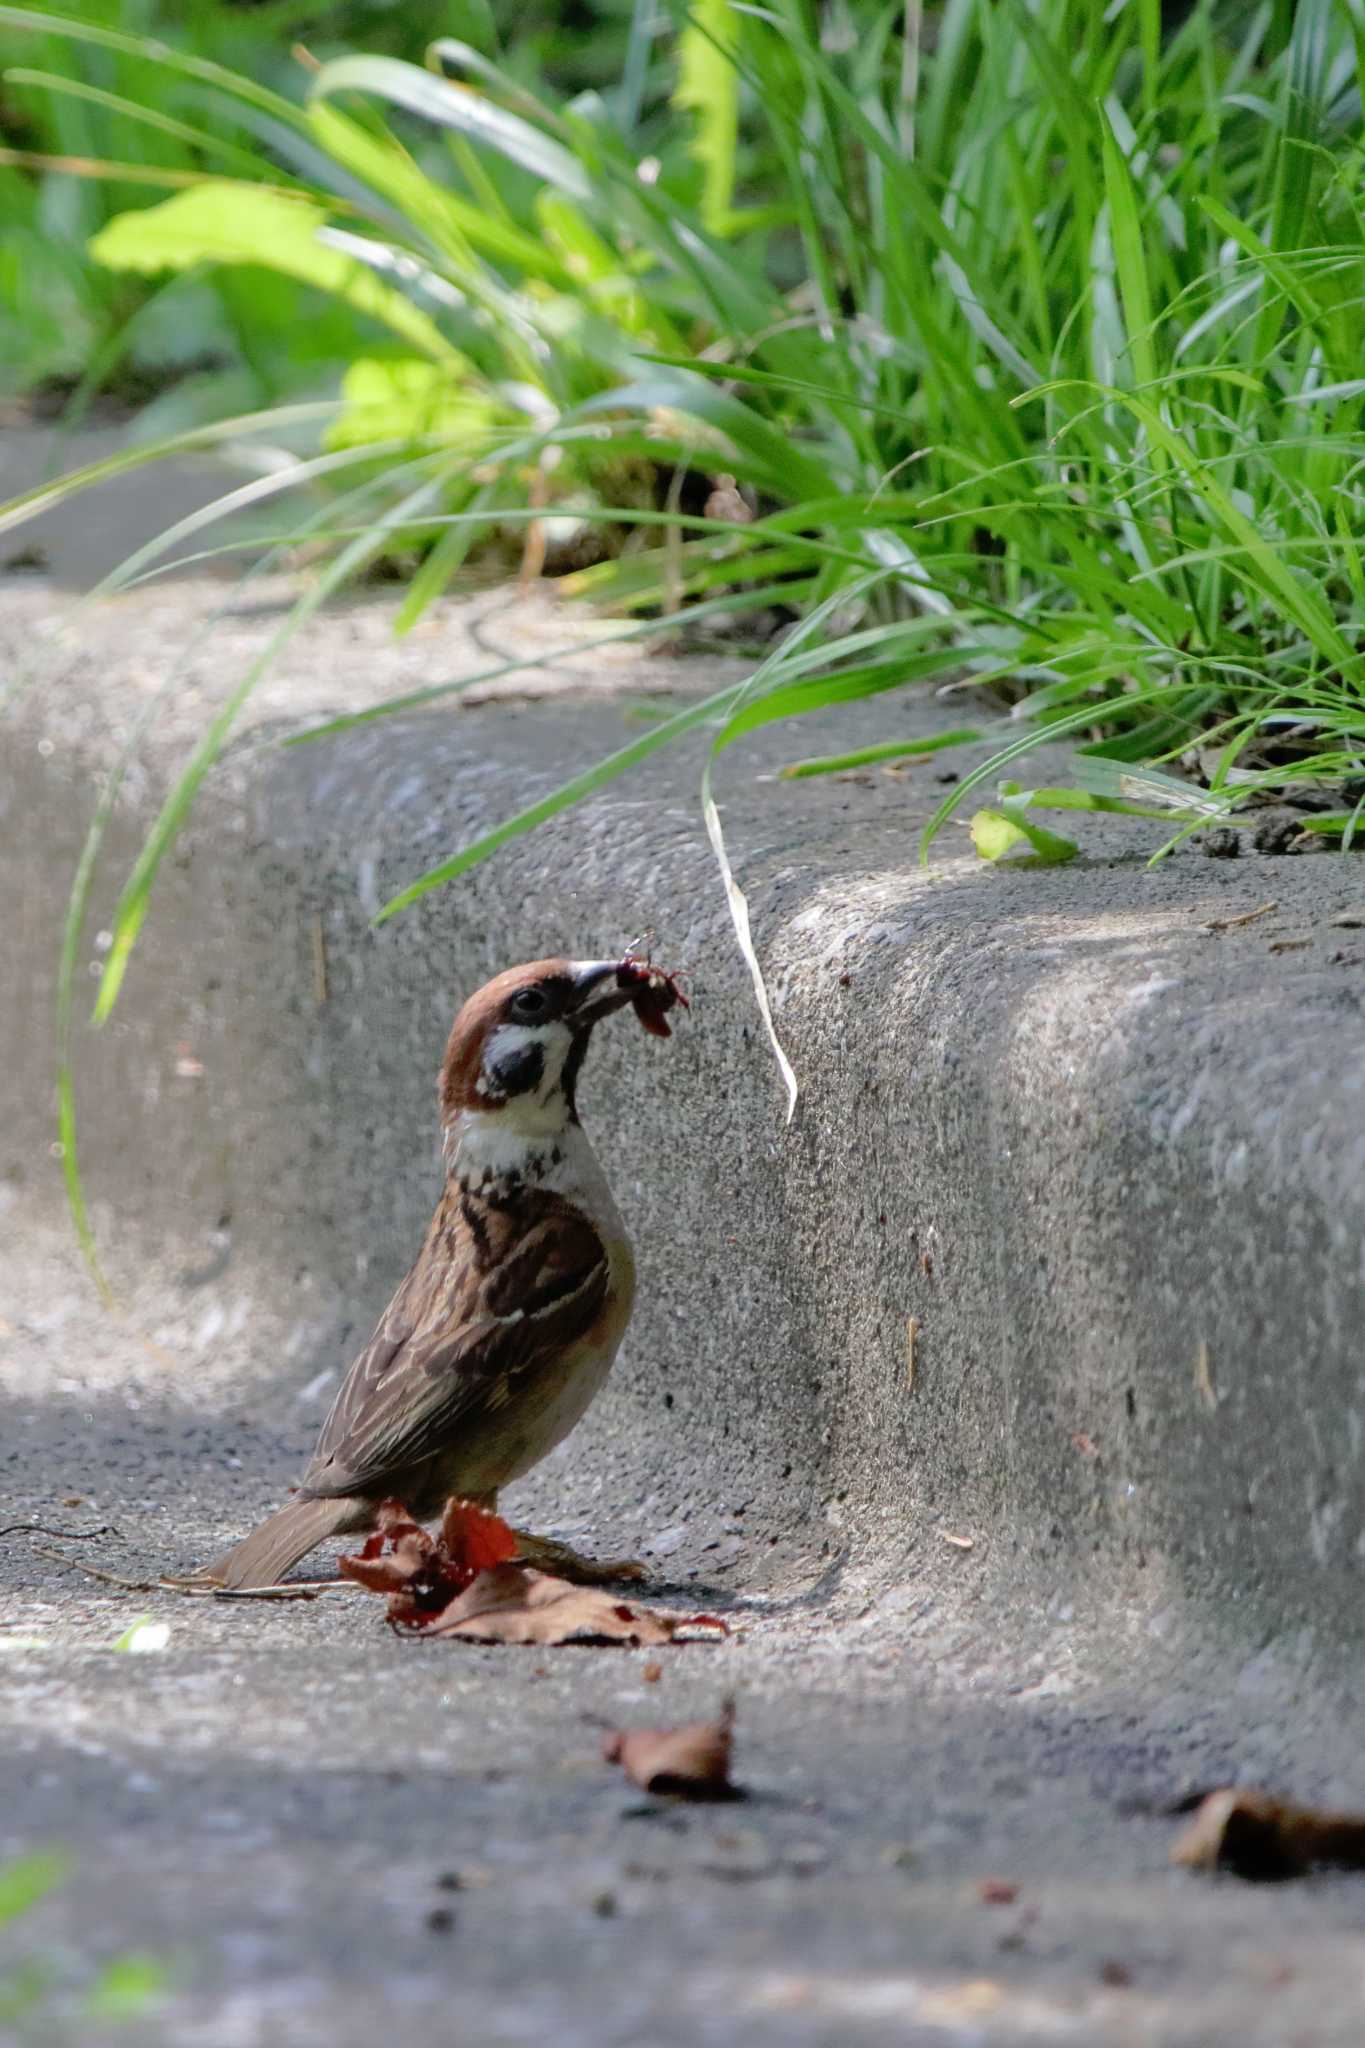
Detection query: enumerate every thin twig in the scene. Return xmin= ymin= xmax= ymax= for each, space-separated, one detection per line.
xmin=1204 ymin=900 xmax=1277 ymax=933
xmin=207 ymin=1579 xmax=362 ymax=1601
xmin=158 ymin=1570 xmax=363 ymax=1600
xmin=0 ymin=1523 xmax=119 ymax=1541
xmin=30 ymin=1545 xmax=156 ymax=1592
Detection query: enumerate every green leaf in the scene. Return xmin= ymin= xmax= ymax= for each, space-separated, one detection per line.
xmin=1099 ymin=106 xmax=1159 ymax=396
xmin=324 ymin=357 xmax=498 ymax=452
xmin=778 ymin=728 xmax=985 ymax=778
xmin=0 ymin=1854 xmax=68 ymax=1927
xmin=970 ymin=807 xmax=1079 ymax=865
xmin=307 ymin=100 xmax=559 ymax=280
xmin=718 ymin=649 xmax=1000 ymax=748
xmin=675 ymin=0 xmax=741 ymax=236
xmin=94 ymin=462 xmax=458 ymax=1023
xmin=309 ymin=55 xmax=592 ymax=200
xmin=0 ymin=402 xmax=341 ymax=552
xmin=90 ymin=185 xmax=460 ymax=366
xmin=373 ymin=680 xmax=744 ymax=923
xmin=84 ymin=1954 xmax=169 ymax=2021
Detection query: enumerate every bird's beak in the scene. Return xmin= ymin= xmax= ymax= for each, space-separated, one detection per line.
xmin=566 ymin=958 xmax=636 ymax=1023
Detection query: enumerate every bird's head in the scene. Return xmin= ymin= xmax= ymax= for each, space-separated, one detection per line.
xmin=439 ymin=953 xmax=685 ymax=1141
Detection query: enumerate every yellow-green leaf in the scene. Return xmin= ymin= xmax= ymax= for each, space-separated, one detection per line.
xmin=324 ymin=357 xmax=498 ymax=452
xmin=970 ymin=807 xmax=1079 ymax=865
xmin=90 ymin=184 xmax=460 ymax=365
xmin=675 ymin=0 xmax=740 ymax=236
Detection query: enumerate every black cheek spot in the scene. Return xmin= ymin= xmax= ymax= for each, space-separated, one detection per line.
xmin=489 ymin=1041 xmax=545 ymax=1096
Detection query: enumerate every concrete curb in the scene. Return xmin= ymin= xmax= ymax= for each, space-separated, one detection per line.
xmin=7 ymin=584 xmax=1365 ymax=1695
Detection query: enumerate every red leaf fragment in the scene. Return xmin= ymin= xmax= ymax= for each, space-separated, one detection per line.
xmin=977 ymin=1879 xmax=1019 ymax=1906
xmin=340 ymin=1499 xmax=728 ymax=1648
xmin=603 ymin=1698 xmax=740 ymax=1800
xmin=439 ymin=1496 xmax=521 ymax=1577
xmin=339 ymin=1497 xmax=518 ymax=1623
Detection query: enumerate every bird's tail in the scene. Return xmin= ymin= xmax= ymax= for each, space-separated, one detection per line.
xmin=194 ymin=1495 xmax=361 ymax=1591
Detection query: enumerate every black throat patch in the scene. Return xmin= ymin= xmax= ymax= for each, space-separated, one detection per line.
xmin=487 ymin=1037 xmax=545 ymax=1099
xmin=560 ymin=1029 xmax=591 ymax=1124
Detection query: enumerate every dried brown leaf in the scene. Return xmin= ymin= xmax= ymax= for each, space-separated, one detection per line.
xmin=1171 ymin=1787 xmax=1365 ymax=1879
xmin=703 ymin=475 xmax=752 ymax=525
xmin=419 ymin=1564 xmax=726 ymax=1647
xmin=603 ymin=1698 xmax=740 ymax=1799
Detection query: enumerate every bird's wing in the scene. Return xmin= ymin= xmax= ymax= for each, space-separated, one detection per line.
xmin=302 ymin=1186 xmax=610 ymax=1500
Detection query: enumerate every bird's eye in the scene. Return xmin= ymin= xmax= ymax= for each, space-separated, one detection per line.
xmin=510 ymin=986 xmax=550 ymax=1020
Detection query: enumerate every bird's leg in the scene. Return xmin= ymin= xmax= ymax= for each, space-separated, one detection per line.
xmin=507 ymin=1527 xmax=647 ymax=1585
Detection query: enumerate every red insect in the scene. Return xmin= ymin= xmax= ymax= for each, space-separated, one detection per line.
xmin=614 ymin=947 xmax=690 ymax=1038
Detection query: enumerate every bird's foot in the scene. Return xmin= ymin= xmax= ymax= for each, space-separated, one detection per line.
xmin=509 ymin=1529 xmax=647 ymax=1586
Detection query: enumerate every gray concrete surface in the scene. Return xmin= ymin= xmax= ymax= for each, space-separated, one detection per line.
xmin=0 ymin=422 xmax=255 ymax=590
xmin=5 ymin=562 xmax=1365 ymax=2043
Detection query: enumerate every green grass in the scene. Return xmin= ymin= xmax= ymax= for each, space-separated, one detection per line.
xmin=5 ymin=0 xmax=1365 ymax=1222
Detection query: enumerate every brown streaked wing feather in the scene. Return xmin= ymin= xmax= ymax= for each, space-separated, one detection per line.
xmin=302 ymin=1191 xmax=463 ymax=1486
xmin=302 ymin=1187 xmax=609 ymax=1500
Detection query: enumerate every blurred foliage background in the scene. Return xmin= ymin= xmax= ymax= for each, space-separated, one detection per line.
xmin=1 ymin=0 xmax=669 ymax=422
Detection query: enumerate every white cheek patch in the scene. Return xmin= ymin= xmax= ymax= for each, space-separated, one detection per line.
xmin=486 ymin=1022 xmax=551 ymax=1058
xmin=480 ymin=1019 xmax=572 ymax=1105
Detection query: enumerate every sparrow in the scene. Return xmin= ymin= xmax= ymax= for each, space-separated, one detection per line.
xmin=195 ymin=952 xmax=685 ymax=1590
